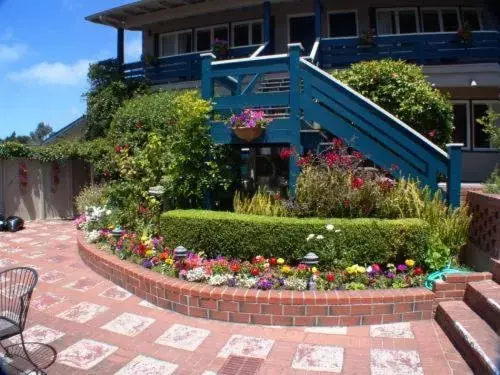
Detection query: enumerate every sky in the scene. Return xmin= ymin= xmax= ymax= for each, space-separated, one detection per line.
xmin=0 ymin=0 xmax=142 ymax=138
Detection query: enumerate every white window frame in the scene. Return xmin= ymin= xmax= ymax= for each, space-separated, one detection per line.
xmin=159 ymin=29 xmax=193 ymax=57
xmin=195 ymin=23 xmax=229 ymax=52
xmin=421 ymin=7 xmax=461 ymax=33
xmin=375 ymin=7 xmax=420 ymax=35
xmin=327 ymin=10 xmax=359 ymax=38
xmin=451 ymin=100 xmax=471 ymax=150
xmin=231 ymin=19 xmax=264 ymax=48
xmin=471 ymin=100 xmax=499 ymax=151
xmin=461 ymin=7 xmax=484 ymax=30
xmin=287 ymin=13 xmax=315 ymax=43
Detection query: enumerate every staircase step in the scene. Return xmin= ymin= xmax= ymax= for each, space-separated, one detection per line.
xmin=464 ymin=280 xmax=500 ymax=334
xmin=435 ymin=301 xmax=500 ymax=375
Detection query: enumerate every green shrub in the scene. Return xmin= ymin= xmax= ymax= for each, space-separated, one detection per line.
xmin=485 ymin=167 xmax=500 ymax=194
xmin=75 ymin=184 xmax=109 ymax=214
xmin=233 ymin=188 xmax=289 ymax=217
xmin=333 ymin=60 xmax=453 ymax=148
xmin=160 ymin=210 xmax=431 ymax=269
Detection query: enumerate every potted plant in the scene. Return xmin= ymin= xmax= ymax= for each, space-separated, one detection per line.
xmin=142 ymin=54 xmax=158 ymax=67
xmin=229 ymin=109 xmax=270 ymax=142
xmin=212 ymin=39 xmax=229 ymax=60
xmin=457 ymin=22 xmax=473 ymax=44
xmin=359 ymin=29 xmax=376 ymax=48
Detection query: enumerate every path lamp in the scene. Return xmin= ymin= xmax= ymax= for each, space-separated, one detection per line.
xmin=174 ymin=246 xmax=188 ymax=279
xmin=303 ymin=252 xmax=319 ymax=291
xmin=110 ymin=227 xmax=124 ymax=254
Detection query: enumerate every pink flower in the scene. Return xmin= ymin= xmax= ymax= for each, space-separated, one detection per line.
xmin=280 ymin=148 xmax=293 ymax=160
xmin=351 ymin=177 xmax=364 ymax=190
xmin=428 ymin=130 xmax=437 ymax=138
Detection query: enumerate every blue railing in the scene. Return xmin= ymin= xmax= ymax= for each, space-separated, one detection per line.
xmin=319 ymin=31 xmax=500 ymax=68
xmin=123 ymin=45 xmax=266 ymax=85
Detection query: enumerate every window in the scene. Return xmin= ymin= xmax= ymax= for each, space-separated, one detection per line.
xmin=451 ymin=102 xmax=469 ymax=148
xmin=472 ymin=102 xmax=500 ymax=149
xmin=195 ymin=24 xmax=229 ymax=51
xmin=421 ymin=8 xmax=460 ymax=32
xmin=159 ymin=30 xmax=192 ymax=57
xmin=462 ymin=8 xmax=483 ymax=30
xmin=232 ymin=20 xmax=263 ymax=47
xmin=376 ymin=8 xmax=419 ymax=35
xmin=329 ymin=11 xmax=358 ymax=37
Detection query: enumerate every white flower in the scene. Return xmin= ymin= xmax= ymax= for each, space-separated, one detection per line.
xmin=85 ymin=230 xmax=101 ymax=243
xmin=306 ymin=234 xmax=315 ymax=241
xmin=326 ymin=224 xmax=334 ymax=231
xmin=316 ymin=235 xmax=324 ymax=240
xmin=335 ymin=229 xmax=341 ymax=233
xmin=186 ymin=267 xmax=207 ymax=282
xmin=106 ymin=210 xmax=112 ymax=215
xmin=208 ymin=274 xmax=232 ymax=286
xmin=366 ymin=266 xmax=373 ymax=273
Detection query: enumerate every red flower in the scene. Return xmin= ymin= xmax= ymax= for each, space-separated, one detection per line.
xmin=104 ymin=170 xmax=111 ymax=178
xmin=115 ymin=145 xmax=122 ymax=153
xmin=332 ymin=138 xmax=344 ymax=149
xmin=413 ymin=267 xmax=424 ymax=276
xmin=351 ymin=176 xmax=364 ymax=190
xmin=136 ymin=244 xmax=147 ymax=257
xmin=159 ymin=252 xmax=169 ymax=261
xmin=325 ymin=152 xmax=340 ymax=166
xmin=279 ymin=148 xmax=293 ymax=160
xmin=151 ymin=256 xmax=159 ymax=264
xmin=135 ymin=122 xmax=142 ymax=129
xmin=428 ymin=130 xmax=437 ymax=138
xmin=231 ymin=263 xmax=242 ymax=273
xmin=269 ymin=257 xmax=277 ymax=266
xmin=371 ymin=263 xmax=381 ymax=273
xmin=326 ymin=273 xmax=335 ymax=282
xmin=251 ymin=268 xmax=260 ymax=276
xmin=297 ymin=155 xmax=312 ymax=167
xmin=352 ymin=151 xmax=363 ymax=160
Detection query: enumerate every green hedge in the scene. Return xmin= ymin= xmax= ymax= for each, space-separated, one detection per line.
xmin=160 ymin=210 xmax=431 ymax=268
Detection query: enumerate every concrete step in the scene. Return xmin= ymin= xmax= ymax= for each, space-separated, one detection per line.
xmin=435 ymin=300 xmax=500 ymax=375
xmin=464 ymin=280 xmax=500 ymax=334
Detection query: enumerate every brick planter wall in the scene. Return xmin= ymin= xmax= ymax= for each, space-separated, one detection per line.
xmin=432 ymin=272 xmax=492 ymax=310
xmin=77 ymin=232 xmax=488 ymax=327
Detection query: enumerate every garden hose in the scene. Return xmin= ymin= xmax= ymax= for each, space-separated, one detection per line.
xmin=424 ymin=265 xmax=469 ymax=290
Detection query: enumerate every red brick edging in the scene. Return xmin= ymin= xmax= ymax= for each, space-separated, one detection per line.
xmin=77 ymin=232 xmax=489 ymax=326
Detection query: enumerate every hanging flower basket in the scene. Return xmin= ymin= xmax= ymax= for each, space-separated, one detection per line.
xmin=232 ymin=127 xmax=264 ymax=142
xmin=229 ymin=109 xmax=270 ymax=142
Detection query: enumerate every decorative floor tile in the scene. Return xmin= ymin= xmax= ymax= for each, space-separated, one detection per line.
xmin=99 ymin=286 xmax=132 ymax=301
xmin=218 ymin=335 xmax=274 ymax=359
xmin=155 ymin=324 xmax=210 ymax=351
xmin=370 ymin=323 xmax=415 ymax=339
xmin=0 ymin=258 xmax=18 ymax=268
xmin=115 ymin=355 xmax=178 ymax=375
xmin=138 ymin=300 xmax=163 ymax=310
xmin=22 ymin=251 xmax=45 ymax=259
xmin=57 ymin=339 xmax=118 ymax=370
xmin=10 ymin=324 xmax=64 ymax=345
xmin=101 ymin=312 xmax=155 ymax=337
xmin=304 ymin=327 xmax=347 ymax=335
xmin=57 ymin=302 xmax=109 ymax=323
xmin=292 ymin=344 xmax=344 ymax=373
xmin=31 ymin=293 xmax=65 ymax=311
xmin=371 ymin=349 xmax=423 ymax=375
xmin=201 ymin=372 xmax=218 ymax=375
xmin=64 ymin=277 xmax=101 ymax=292
xmin=54 ymin=235 xmax=72 ymax=241
xmin=39 ymin=270 xmax=66 ymax=284
xmin=45 ymin=255 xmax=68 ymax=263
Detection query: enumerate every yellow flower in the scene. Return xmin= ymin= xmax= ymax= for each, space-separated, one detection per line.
xmin=405 ymin=259 xmax=415 ymax=267
xmin=281 ymin=265 xmax=292 ymax=274
xmin=277 ymin=258 xmax=285 ymax=265
xmin=165 ymin=258 xmax=174 ymax=265
xmin=346 ymin=266 xmax=355 ymax=274
xmin=145 ymin=250 xmax=155 ymax=258
xmin=107 ymin=224 xmax=114 ymax=230
xmin=312 ymin=267 xmax=318 ymax=273
xmin=355 ymin=265 xmax=365 ymax=273
xmin=141 ymin=235 xmax=149 ymax=242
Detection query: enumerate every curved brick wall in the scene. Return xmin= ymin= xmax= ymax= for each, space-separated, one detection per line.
xmin=78 ymin=232 xmax=438 ymax=326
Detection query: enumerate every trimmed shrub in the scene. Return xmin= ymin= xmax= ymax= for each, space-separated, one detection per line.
xmin=160 ymin=210 xmax=431 ymax=268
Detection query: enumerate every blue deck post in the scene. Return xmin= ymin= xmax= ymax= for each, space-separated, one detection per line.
xmin=446 ymin=143 xmax=463 ymax=208
xmin=201 ymin=53 xmax=215 ymax=100
xmin=263 ymin=1 xmax=271 ymax=51
xmin=314 ymin=0 xmax=322 ymax=40
xmin=117 ymin=28 xmax=125 ymax=69
xmin=288 ymin=43 xmax=304 ymax=195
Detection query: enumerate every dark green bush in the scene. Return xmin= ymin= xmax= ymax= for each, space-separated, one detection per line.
xmin=160 ymin=210 xmax=431 ymax=268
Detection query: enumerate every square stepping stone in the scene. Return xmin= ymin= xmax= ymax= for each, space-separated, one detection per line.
xmin=292 ymin=344 xmax=344 ymax=373
xmin=57 ymin=302 xmax=109 ymax=324
xmin=371 ymin=349 xmax=423 ymax=375
xmin=370 ymin=323 xmax=415 ymax=339
xmin=101 ymin=312 xmax=155 ymax=337
xmin=99 ymin=286 xmax=132 ymax=301
xmin=304 ymin=326 xmax=347 ymax=335
xmin=115 ymin=355 xmax=178 ymax=375
xmin=155 ymin=324 xmax=210 ymax=351
xmin=39 ymin=270 xmax=66 ymax=284
xmin=57 ymin=339 xmax=118 ymax=370
xmin=218 ymin=335 xmax=274 ymax=359
xmin=10 ymin=324 xmax=64 ymax=347
xmin=31 ymin=293 xmax=65 ymax=311
xmin=64 ymin=277 xmax=101 ymax=292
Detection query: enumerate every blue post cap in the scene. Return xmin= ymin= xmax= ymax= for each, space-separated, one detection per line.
xmin=174 ymin=246 xmax=188 ymax=259
xmin=288 ymin=43 xmax=304 ymax=52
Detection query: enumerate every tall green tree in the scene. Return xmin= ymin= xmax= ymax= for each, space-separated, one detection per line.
xmin=29 ymin=122 xmax=53 ymax=145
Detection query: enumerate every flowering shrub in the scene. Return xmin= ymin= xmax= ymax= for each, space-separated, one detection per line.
xmin=74 ymin=205 xmax=112 ymax=232
xmin=229 ymin=109 xmax=270 ymax=129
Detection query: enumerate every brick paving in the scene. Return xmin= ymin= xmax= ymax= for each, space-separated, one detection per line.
xmin=0 ymin=221 xmax=473 ymax=374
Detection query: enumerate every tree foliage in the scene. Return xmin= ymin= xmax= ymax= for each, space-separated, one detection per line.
xmin=333 ymin=60 xmax=453 ymax=148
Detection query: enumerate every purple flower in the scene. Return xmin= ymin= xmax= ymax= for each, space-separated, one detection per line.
xmin=143 ymin=259 xmax=153 ymax=269
xmin=397 ymin=264 xmax=408 ymax=272
xmin=256 ymin=277 xmax=274 ymax=290
xmin=386 ymin=272 xmax=395 ymax=279
xmin=228 ymin=277 xmax=236 ymax=287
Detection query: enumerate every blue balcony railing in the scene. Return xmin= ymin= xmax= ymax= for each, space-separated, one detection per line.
xmin=319 ymin=31 xmax=500 ymax=68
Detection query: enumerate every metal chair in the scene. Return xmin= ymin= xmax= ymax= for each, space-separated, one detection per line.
xmin=0 ymin=267 xmax=39 ymax=373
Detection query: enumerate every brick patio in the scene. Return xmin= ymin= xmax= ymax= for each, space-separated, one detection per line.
xmin=0 ymin=221 xmax=473 ymax=374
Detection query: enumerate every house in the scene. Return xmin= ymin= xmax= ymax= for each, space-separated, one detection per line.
xmin=44 ymin=115 xmax=87 ymax=144
xmin=86 ymin=0 xmax=500 ymax=206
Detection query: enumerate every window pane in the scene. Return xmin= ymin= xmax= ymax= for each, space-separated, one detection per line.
xmin=376 ymin=11 xmax=395 ymax=35
xmin=422 ymin=10 xmax=440 ymax=32
xmin=214 ymin=27 xmax=228 ymax=42
xmin=329 ymin=12 xmax=357 ymax=37
xmin=234 ymin=24 xmax=249 ymax=46
xmin=252 ymin=22 xmax=263 ymax=44
xmin=463 ymin=9 xmax=481 ymax=30
xmin=473 ymin=104 xmax=490 ymax=148
xmin=452 ymin=104 xmax=468 ymax=146
xmin=442 ymin=9 xmax=459 ymax=32
xmin=196 ymin=29 xmax=211 ymax=51
xmin=161 ymin=34 xmax=176 ymax=56
xmin=399 ymin=10 xmax=417 ymax=33
xmin=178 ymin=32 xmax=192 ymax=54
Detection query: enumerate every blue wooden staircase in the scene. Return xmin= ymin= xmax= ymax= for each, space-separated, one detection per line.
xmin=201 ymin=44 xmax=463 ymax=207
